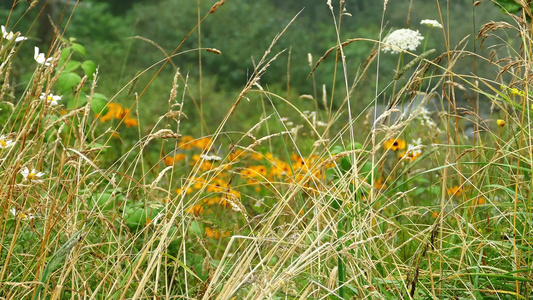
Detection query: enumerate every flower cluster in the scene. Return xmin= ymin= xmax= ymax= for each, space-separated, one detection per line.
xmin=420 ymin=19 xmax=443 ymax=28
xmin=98 ymin=103 xmax=139 ymax=127
xmin=382 ymin=28 xmax=424 ymax=54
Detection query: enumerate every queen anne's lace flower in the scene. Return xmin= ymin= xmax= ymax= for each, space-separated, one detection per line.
xmin=200 ymin=154 xmax=221 ymax=161
xmin=382 ymin=28 xmax=424 ymax=54
xmin=40 ymin=93 xmax=61 ymax=106
xmin=1 ymin=25 xmax=27 ymax=42
xmin=420 ymin=19 xmax=443 ymax=28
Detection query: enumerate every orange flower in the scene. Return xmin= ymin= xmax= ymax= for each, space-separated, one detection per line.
xmin=240 ymin=165 xmax=267 ymax=178
xmin=179 ymin=136 xmax=194 ymax=150
xmin=250 ymin=152 xmax=263 ymax=160
xmin=228 ymin=149 xmax=244 ymax=162
xmin=185 ymin=204 xmax=204 ymax=215
xmin=192 ymin=177 xmax=206 ymax=189
xmin=399 ymin=148 xmax=422 ymax=162
xmin=225 ymin=189 xmax=240 ymax=199
xmin=447 ymin=185 xmax=462 ymax=197
xmin=176 ymin=186 xmax=193 ymax=195
xmin=205 ymin=227 xmax=230 ymax=239
xmin=374 ymin=178 xmax=386 ymax=190
xmin=124 ymin=117 xmax=139 ymax=127
xmin=203 ymin=197 xmax=221 ymax=206
xmin=99 ymin=103 xmax=120 ymax=122
xmin=193 ymin=137 xmax=213 ymax=151
xmin=292 ymin=157 xmax=307 ymax=170
xmin=207 ymin=178 xmax=229 ymax=193
xmin=174 ymin=153 xmax=186 ymax=161
xmin=98 ymin=102 xmax=138 ymax=127
xmin=383 ymin=139 xmax=406 ymax=151
xmin=205 ymin=226 xmax=218 ymax=239
xmin=164 ymin=156 xmax=175 ymax=166
xmin=270 ymin=159 xmax=292 ymax=177
xmin=477 ymin=197 xmax=486 ymax=205
xmin=431 ymin=211 xmax=439 ymax=218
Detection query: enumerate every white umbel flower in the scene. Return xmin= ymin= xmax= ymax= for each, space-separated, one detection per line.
xmin=1 ymin=25 xmax=27 ymax=42
xmin=34 ymin=47 xmax=52 ymax=66
xmin=40 ymin=93 xmax=61 ymax=106
xmin=420 ymin=19 xmax=443 ymax=28
xmin=0 ymin=135 xmax=15 ymax=149
xmin=20 ymin=167 xmax=45 ymax=182
xmin=200 ymin=154 xmax=221 ymax=161
xmin=382 ymin=28 xmax=424 ymax=54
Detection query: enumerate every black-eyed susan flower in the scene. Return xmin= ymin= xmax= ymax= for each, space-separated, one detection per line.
xmin=497 ymin=119 xmax=505 ymax=127
xmin=384 ymin=139 xmax=406 ymax=151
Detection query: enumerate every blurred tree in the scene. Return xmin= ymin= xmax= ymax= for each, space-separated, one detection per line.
xmin=90 ymin=0 xmax=158 ymax=15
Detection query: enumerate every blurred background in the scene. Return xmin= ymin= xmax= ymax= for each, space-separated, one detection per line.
xmin=1 ymin=0 xmax=513 ymax=136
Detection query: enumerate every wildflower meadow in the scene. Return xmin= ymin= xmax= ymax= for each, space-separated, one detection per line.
xmin=1 ymin=0 xmax=533 ymax=299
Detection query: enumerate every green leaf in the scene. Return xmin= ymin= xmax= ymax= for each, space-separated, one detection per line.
xmin=71 ymin=43 xmax=86 ymax=57
xmin=340 ymin=157 xmax=351 ymax=171
xmin=57 ymin=47 xmax=72 ymax=69
xmin=63 ymin=61 xmax=81 ymax=72
xmin=90 ymin=93 xmax=108 ymax=115
xmin=81 ymin=60 xmax=97 ymax=79
xmin=331 ymin=145 xmax=344 ymax=155
xmin=189 ymin=220 xmax=203 ymax=235
xmin=66 ymin=92 xmax=88 ymax=109
xmin=57 ymin=72 xmax=82 ymax=94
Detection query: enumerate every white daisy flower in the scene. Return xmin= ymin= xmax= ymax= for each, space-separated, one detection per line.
xmin=34 ymin=47 xmax=52 ymax=66
xmin=382 ymin=28 xmax=424 ymax=54
xmin=420 ymin=19 xmax=443 ymax=29
xmin=40 ymin=93 xmax=61 ymax=106
xmin=20 ymin=167 xmax=45 ymax=182
xmin=10 ymin=208 xmax=34 ymax=220
xmin=1 ymin=25 xmax=27 ymax=42
xmin=0 ymin=135 xmax=15 ymax=149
